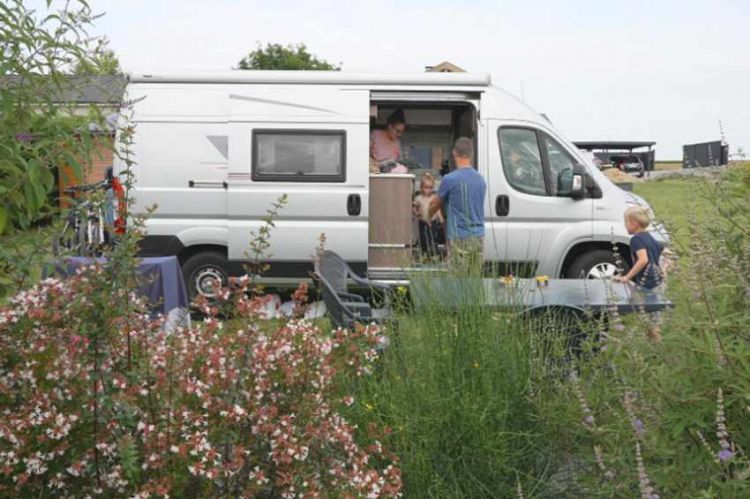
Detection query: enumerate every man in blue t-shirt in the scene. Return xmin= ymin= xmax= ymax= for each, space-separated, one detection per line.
xmin=430 ymin=137 xmax=487 ymax=274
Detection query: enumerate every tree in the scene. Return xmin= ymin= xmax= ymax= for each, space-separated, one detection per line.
xmin=0 ymin=0 xmax=109 ymax=292
xmin=72 ymin=41 xmax=122 ymax=75
xmin=237 ymin=43 xmax=340 ymax=71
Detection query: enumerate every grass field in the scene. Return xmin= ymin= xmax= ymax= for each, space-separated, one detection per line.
xmin=634 ymin=176 xmax=707 ymax=250
xmin=634 ymin=175 xmax=715 ymax=312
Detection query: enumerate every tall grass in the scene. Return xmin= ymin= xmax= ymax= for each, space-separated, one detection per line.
xmin=349 ymin=164 xmax=750 ymax=497
xmin=348 ymin=277 xmax=578 ymax=497
xmin=537 ymin=165 xmax=750 ymax=497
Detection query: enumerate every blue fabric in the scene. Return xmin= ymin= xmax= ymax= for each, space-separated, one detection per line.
xmin=630 ymin=232 xmax=663 ymax=289
xmin=437 ymin=167 xmax=486 ymax=240
xmin=48 ymin=256 xmax=189 ymax=315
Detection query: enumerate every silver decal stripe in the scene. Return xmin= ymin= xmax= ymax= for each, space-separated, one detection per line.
xmin=229 ymin=94 xmax=339 ymax=115
xmin=207 ymin=135 xmax=228 ymax=160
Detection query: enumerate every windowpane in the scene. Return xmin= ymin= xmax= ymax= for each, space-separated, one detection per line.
xmin=499 ymin=128 xmax=546 ymax=195
xmin=544 ymin=136 xmax=577 ymax=196
xmin=254 ymin=132 xmax=344 ymax=181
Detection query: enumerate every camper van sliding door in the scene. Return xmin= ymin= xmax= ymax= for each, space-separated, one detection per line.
xmin=225 ymin=87 xmax=370 ymax=282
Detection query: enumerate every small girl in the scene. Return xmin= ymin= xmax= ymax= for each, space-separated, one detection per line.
xmin=413 ymin=173 xmax=444 ymax=256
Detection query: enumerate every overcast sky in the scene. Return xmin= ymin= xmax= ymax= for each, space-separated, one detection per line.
xmin=57 ymin=0 xmax=750 ymax=158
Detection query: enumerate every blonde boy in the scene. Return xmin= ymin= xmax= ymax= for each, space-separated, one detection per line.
xmin=614 ymin=206 xmax=664 ymax=289
xmin=614 ymin=206 xmax=665 ymax=341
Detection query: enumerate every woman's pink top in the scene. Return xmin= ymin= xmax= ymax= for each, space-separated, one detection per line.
xmin=370 ymin=129 xmax=401 ymax=162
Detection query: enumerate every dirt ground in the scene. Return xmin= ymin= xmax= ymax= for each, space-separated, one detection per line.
xmin=654 ymin=161 xmax=683 ymax=171
xmin=602 ymin=166 xmax=640 ymax=183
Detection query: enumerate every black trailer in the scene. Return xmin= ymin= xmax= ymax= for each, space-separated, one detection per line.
xmin=683 ymin=141 xmax=729 ymax=168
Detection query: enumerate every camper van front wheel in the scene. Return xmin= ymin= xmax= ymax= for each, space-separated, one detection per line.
xmin=182 ymin=251 xmax=229 ymax=300
xmin=565 ymin=249 xmax=626 ymax=280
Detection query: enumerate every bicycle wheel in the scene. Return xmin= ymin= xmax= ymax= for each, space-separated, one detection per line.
xmin=53 ymin=218 xmax=77 ymax=256
xmin=78 ymin=218 xmax=89 ymax=256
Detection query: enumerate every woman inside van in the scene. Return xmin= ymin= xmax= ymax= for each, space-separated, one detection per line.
xmin=370 ymin=109 xmax=408 ymax=173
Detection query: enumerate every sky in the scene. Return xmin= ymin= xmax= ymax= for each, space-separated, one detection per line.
xmin=43 ymin=0 xmax=750 ymax=159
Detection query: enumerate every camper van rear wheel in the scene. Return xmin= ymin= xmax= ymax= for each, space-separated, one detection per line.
xmin=565 ymin=249 xmax=627 ymax=280
xmin=182 ymin=251 xmax=229 ymax=300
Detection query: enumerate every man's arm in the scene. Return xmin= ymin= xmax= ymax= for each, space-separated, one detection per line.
xmin=428 ymin=195 xmax=443 ymax=220
xmin=431 ymin=175 xmax=450 ymax=220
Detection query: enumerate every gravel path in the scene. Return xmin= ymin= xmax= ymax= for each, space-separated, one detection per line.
xmin=644 ymin=165 xmax=728 ymax=180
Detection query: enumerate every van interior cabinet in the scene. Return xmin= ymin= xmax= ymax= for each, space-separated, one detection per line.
xmin=368 ymin=174 xmax=414 ymax=269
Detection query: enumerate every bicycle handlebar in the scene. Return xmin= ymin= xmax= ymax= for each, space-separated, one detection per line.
xmin=64 ymin=179 xmax=111 ymax=194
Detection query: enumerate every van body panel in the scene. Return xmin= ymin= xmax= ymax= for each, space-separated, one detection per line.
xmin=115 ymin=71 xmax=654 ymax=287
xmin=225 ymin=87 xmax=370 ymax=266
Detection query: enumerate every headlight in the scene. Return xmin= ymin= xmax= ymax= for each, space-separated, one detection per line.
xmin=650 ymin=222 xmax=671 ymax=245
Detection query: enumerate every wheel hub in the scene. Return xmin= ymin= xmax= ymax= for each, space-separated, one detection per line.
xmin=193 ymin=267 xmax=224 ymax=298
xmin=587 ymin=262 xmax=617 ymax=280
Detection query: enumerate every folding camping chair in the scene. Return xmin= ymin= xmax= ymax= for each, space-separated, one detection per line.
xmin=313 ymin=250 xmax=393 ymax=331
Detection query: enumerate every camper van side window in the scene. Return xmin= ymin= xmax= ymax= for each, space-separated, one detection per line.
xmin=252 ymin=130 xmax=346 ymax=182
xmin=498 ymin=128 xmax=547 ymax=196
xmin=543 ymin=135 xmax=577 ymax=197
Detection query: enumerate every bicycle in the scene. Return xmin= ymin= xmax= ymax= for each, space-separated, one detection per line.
xmin=53 ymin=180 xmax=112 ymax=257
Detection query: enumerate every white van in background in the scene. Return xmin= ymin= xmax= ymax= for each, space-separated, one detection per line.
xmin=115 ymin=70 xmax=663 ymax=298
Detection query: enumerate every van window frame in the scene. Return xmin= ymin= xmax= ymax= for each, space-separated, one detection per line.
xmin=251 ymin=129 xmax=347 ymax=183
xmin=539 ymin=133 xmax=580 ymax=197
xmin=497 ymin=125 xmax=581 ymax=197
xmin=497 ymin=125 xmax=550 ymax=196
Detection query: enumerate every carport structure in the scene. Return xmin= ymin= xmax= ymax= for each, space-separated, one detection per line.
xmin=573 ymin=141 xmax=656 ymax=175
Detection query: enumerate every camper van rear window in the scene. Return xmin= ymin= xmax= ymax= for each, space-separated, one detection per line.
xmin=252 ymin=130 xmax=346 ymax=182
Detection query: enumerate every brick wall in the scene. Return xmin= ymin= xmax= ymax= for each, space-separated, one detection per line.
xmin=58 ymin=134 xmax=115 ymax=207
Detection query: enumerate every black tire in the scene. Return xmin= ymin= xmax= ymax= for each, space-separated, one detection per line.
xmin=181 ymin=251 xmax=229 ymax=301
xmin=564 ymin=249 xmax=629 ymax=280
xmin=78 ymin=220 xmax=89 ymax=256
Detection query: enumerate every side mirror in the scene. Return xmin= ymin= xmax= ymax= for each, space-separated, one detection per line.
xmin=570 ymin=164 xmax=586 ymax=200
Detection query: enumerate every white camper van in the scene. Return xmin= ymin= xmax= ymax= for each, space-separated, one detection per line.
xmin=115 ymin=71 xmax=661 ymax=298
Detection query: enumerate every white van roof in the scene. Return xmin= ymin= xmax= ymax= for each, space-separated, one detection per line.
xmin=128 ymin=70 xmax=491 ymax=87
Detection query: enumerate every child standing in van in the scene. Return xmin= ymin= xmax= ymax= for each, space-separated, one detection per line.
xmin=614 ymin=206 xmax=665 ymax=341
xmin=413 ymin=173 xmax=444 ymax=256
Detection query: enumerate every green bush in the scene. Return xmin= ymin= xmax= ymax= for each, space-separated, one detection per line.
xmin=533 ymin=167 xmax=750 ymax=497
xmin=0 ymin=265 xmax=402 ymax=497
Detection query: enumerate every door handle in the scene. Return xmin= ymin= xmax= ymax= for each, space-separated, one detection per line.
xmin=495 ymin=195 xmax=509 ymax=216
xmin=347 ymin=194 xmax=361 ymax=216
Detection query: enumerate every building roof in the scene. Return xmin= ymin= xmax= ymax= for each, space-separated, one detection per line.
xmin=1 ymin=75 xmax=126 ymax=104
xmin=425 ymin=61 xmax=466 ymax=73
xmin=573 ymin=141 xmax=656 ymax=151
xmin=129 ymin=70 xmax=490 ymax=86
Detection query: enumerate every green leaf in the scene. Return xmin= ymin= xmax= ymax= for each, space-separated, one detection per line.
xmin=0 ymin=206 xmax=7 ymax=235
xmin=118 ymin=435 xmax=140 ymax=484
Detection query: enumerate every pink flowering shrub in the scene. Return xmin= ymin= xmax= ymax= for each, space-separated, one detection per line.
xmin=0 ymin=267 xmax=401 ymax=497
